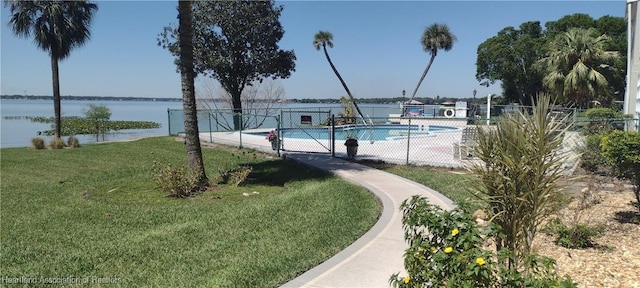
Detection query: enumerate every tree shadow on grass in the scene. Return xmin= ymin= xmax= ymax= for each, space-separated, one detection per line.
xmin=352 ymin=158 xmax=396 ymax=170
xmin=241 ymin=159 xmax=332 ymax=187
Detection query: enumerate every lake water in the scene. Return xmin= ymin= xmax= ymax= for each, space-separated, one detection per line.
xmin=0 ymin=99 xmax=184 ymax=148
xmin=0 ymin=99 xmax=402 ymax=148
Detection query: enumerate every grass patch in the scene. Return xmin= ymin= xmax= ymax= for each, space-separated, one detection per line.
xmin=359 ymin=160 xmax=481 ymax=212
xmin=1 ymin=137 xmax=381 ymax=287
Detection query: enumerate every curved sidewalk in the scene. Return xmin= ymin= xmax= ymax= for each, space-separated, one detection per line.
xmin=280 ymin=153 xmax=455 ymax=288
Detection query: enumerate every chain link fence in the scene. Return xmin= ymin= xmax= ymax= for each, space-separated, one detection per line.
xmin=168 ymin=107 xmax=639 ymax=169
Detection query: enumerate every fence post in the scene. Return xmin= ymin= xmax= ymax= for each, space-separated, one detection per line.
xmin=280 ymin=110 xmax=284 ymax=151
xmin=276 ymin=115 xmax=281 ymax=157
xmin=167 ymin=108 xmax=171 ymax=135
xmin=331 ymin=114 xmax=335 ymax=158
xmin=208 ymin=112 xmax=213 ymax=143
xmin=239 ymin=112 xmax=243 ymax=149
xmin=406 ymin=118 xmax=411 ymax=165
xmin=214 ymin=112 xmax=219 ymax=131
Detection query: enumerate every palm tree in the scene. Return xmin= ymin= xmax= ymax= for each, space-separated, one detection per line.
xmin=178 ymin=0 xmax=208 ymax=187
xmin=406 ymin=23 xmax=457 ymax=105
xmin=537 ymin=27 xmax=618 ymax=108
xmin=313 ymin=31 xmax=365 ymax=121
xmin=5 ymin=0 xmax=98 ymax=138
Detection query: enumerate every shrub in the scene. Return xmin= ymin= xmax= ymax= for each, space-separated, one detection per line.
xmin=49 ymin=137 xmax=66 ymax=149
xmin=585 ymin=107 xmax=623 ymax=120
xmin=67 ymin=136 xmax=80 ymax=148
xmin=584 ymin=107 xmax=627 ymax=135
xmin=31 ymin=137 xmax=45 ymax=150
xmin=389 ymin=196 xmax=576 ymax=288
xmin=579 ymin=134 xmax=608 ymax=174
xmin=468 ymin=95 xmax=569 ymax=265
xmin=83 ymin=104 xmax=111 ymax=121
xmin=601 ymin=130 xmax=640 ymax=211
xmin=219 ymin=165 xmax=253 ymax=187
xmin=544 ymin=185 xmax=604 ymax=249
xmin=151 ymin=161 xmax=202 ymax=198
xmin=337 ymin=95 xmax=356 ymax=125
xmin=550 ymin=219 xmax=604 ymax=249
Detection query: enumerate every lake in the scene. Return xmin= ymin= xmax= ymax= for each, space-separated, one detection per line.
xmin=0 ymin=99 xmax=402 ymax=148
xmin=1 ymin=99 xmax=184 ymax=148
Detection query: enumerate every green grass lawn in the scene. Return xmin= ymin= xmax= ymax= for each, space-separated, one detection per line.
xmin=1 ymin=137 xmax=381 ymax=287
xmin=360 ymin=161 xmax=482 ymax=212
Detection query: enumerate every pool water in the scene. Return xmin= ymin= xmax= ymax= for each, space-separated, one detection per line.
xmin=248 ymin=124 xmax=459 ymax=141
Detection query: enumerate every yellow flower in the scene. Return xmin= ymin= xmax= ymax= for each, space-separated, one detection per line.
xmin=444 ymin=247 xmax=453 ymax=253
xmin=476 ymin=257 xmax=486 ymax=266
xmin=403 ymin=276 xmax=410 ymax=284
xmin=430 ymin=246 xmax=437 ymax=253
xmin=451 ymin=228 xmax=459 ymax=236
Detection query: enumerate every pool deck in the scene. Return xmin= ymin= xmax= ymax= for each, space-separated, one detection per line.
xmin=198 ymin=127 xmax=581 ymax=172
xmin=199 ymin=128 xmax=468 ymax=168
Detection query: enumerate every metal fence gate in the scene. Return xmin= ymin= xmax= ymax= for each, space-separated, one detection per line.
xmin=279 ymin=109 xmax=332 ymax=154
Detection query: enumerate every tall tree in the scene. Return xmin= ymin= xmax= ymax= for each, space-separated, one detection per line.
xmin=476 ymin=15 xmax=626 ymax=106
xmin=476 ymin=22 xmax=546 ymax=105
xmin=177 ymin=0 xmax=207 ymax=187
xmin=545 ymin=14 xmax=627 ymax=104
xmin=596 ymin=15 xmax=627 ymax=104
xmin=544 ymin=13 xmax=596 ymax=40
xmin=536 ymin=28 xmax=619 ymax=108
xmin=407 ymin=23 xmax=457 ymax=105
xmin=313 ymin=30 xmax=365 ymax=121
xmin=159 ymin=0 xmax=295 ymax=130
xmin=5 ymin=0 xmax=98 ymax=138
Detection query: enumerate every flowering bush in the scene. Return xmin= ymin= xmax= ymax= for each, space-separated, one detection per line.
xmin=389 ymin=196 xmax=576 ymax=288
xmin=265 ymin=130 xmax=278 ymax=142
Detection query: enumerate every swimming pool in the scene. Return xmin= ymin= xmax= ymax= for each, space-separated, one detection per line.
xmin=247 ymin=124 xmax=460 ymax=141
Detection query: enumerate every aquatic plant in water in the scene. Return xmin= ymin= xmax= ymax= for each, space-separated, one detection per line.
xmin=26 ymin=116 xmax=160 ymax=136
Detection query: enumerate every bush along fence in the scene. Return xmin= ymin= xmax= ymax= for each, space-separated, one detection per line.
xmin=168 ymin=107 xmax=639 ymax=169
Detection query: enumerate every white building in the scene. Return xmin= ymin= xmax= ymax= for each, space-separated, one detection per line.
xmin=626 ymin=0 xmax=640 ymax=130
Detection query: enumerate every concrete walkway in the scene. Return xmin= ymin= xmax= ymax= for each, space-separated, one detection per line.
xmin=279 ymin=153 xmax=455 ymax=288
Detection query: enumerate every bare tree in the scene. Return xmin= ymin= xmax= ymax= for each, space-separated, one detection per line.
xmin=196 ymin=78 xmax=286 ymax=131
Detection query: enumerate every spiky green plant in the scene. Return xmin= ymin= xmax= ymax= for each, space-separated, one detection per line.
xmin=468 ymin=94 xmax=570 ymax=269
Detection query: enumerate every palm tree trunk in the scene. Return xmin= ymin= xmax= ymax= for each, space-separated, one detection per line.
xmin=51 ymin=55 xmax=61 ymax=138
xmin=407 ymin=53 xmax=437 ymax=105
xmin=179 ymin=0 xmax=208 ymax=186
xmin=322 ymin=45 xmax=366 ymax=121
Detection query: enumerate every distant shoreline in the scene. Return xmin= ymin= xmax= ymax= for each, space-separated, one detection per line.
xmin=1 ymin=95 xmax=434 ymax=105
xmin=1 ymin=95 xmax=182 ymax=102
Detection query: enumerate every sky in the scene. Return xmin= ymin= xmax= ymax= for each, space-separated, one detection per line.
xmin=0 ymin=0 xmax=627 ymax=100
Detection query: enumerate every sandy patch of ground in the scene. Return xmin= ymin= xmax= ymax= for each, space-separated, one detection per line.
xmin=534 ymin=172 xmax=640 ymax=288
